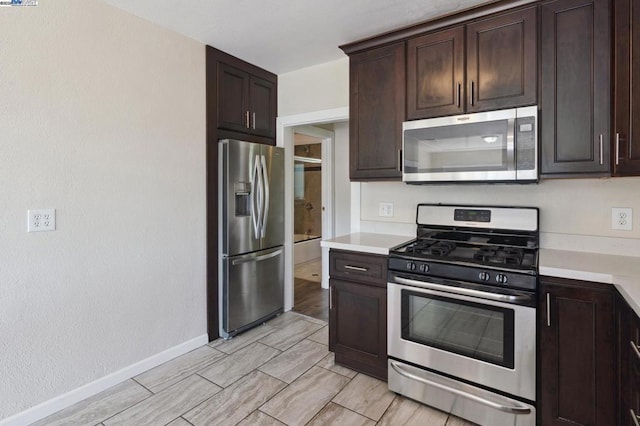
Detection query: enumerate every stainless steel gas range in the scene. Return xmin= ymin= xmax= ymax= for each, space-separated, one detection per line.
xmin=387 ymin=204 xmax=538 ymax=426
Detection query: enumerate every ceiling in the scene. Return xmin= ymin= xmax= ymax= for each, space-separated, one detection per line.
xmin=100 ymin=0 xmax=492 ymax=75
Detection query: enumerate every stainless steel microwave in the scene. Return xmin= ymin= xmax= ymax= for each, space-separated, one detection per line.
xmin=402 ymin=106 xmax=538 ymax=183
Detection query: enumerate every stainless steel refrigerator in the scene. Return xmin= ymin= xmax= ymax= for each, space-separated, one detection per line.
xmin=218 ymin=139 xmax=284 ymax=339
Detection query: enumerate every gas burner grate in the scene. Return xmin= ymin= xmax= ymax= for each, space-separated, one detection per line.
xmin=425 ymin=241 xmax=457 ymax=256
xmin=473 ymin=247 xmax=524 ymax=265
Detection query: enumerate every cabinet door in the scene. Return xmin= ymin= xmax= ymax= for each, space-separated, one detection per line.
xmin=613 ymin=0 xmax=640 ymax=175
xmin=407 ymin=26 xmax=465 ymax=119
xmin=466 ymin=7 xmax=537 ymax=113
xmin=539 ymin=277 xmax=615 ymax=425
xmin=540 ymin=0 xmax=611 ymax=176
xmin=329 ymin=279 xmax=387 ymax=380
xmin=630 ymin=312 xmax=640 ymax=425
xmin=217 ymin=62 xmax=250 ymax=134
xmin=249 ymin=75 xmax=276 ymax=139
xmin=350 ymin=42 xmax=405 ymax=181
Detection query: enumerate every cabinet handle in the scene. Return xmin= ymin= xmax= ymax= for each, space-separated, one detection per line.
xmin=456 ymin=83 xmax=461 ymax=108
xmin=397 ymin=149 xmax=402 ymax=172
xmin=631 ymin=340 xmax=640 ymax=362
xmin=345 ymin=265 xmax=368 ymax=272
xmin=329 ymin=286 xmax=333 ymax=310
xmin=470 ymin=81 xmax=475 ymax=106
xmin=599 ymin=134 xmax=604 ymax=165
xmin=616 ymin=133 xmax=621 ymax=166
xmin=631 ymin=409 xmax=640 ymax=426
xmin=546 ymin=293 xmax=551 ymax=327
xmin=245 ymin=111 xmax=250 ymax=129
xmin=252 ymin=112 xmax=256 ymax=130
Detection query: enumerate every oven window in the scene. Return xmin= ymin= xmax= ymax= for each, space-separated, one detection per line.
xmin=401 ymin=290 xmax=515 ymax=368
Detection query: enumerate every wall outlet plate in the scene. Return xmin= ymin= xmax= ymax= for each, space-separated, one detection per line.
xmin=611 ymin=207 xmax=632 ymax=231
xmin=28 ymin=209 xmax=56 ymax=232
xmin=379 ymin=202 xmax=394 ymax=217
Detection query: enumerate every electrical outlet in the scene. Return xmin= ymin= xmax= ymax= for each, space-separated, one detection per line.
xmin=28 ymin=209 xmax=56 ymax=232
xmin=379 ymin=202 xmax=394 ymax=217
xmin=611 ymin=207 xmax=632 ymax=231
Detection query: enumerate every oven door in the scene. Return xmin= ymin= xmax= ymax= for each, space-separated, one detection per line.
xmin=388 ymin=277 xmax=536 ymax=402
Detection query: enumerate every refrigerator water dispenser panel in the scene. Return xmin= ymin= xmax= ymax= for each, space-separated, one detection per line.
xmin=234 ymin=182 xmax=251 ymax=217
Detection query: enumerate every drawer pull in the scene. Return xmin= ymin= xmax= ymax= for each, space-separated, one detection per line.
xmin=631 ymin=409 xmax=640 ymax=426
xmin=344 ymin=265 xmax=368 ymax=272
xmin=631 ymin=340 xmax=640 ymax=362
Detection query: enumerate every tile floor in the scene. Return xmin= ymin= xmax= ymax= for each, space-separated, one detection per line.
xmin=35 ymin=311 xmax=475 ymax=426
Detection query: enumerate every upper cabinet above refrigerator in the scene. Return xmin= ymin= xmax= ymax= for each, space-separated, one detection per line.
xmin=206 ymin=46 xmax=277 ymax=145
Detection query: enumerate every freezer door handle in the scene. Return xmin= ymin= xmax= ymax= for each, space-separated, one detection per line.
xmin=260 ymin=154 xmax=270 ymax=238
xmin=231 ymin=248 xmax=283 ymax=265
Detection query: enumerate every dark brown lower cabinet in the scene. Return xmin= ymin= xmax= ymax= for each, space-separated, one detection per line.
xmin=617 ymin=292 xmax=640 ymax=425
xmin=328 ymin=250 xmax=387 ymax=380
xmin=329 ymin=279 xmax=387 ymax=380
xmin=539 ymin=276 xmax=616 ymax=425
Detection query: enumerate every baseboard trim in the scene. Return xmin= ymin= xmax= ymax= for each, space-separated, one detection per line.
xmin=0 ymin=334 xmax=209 ymax=426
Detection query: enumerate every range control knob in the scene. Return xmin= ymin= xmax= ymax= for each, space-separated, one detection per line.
xmin=406 ymin=262 xmax=416 ymax=271
xmin=479 ymin=271 xmax=491 ymax=281
xmin=496 ymin=274 xmax=508 ymax=284
xmin=419 ymin=263 xmax=430 ymax=273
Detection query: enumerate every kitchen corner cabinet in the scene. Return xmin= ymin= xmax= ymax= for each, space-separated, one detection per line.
xmin=538 ymin=276 xmax=616 ymax=425
xmin=613 ymin=0 xmax=640 ymax=176
xmin=349 ymin=42 xmax=405 ymax=181
xmin=407 ymin=7 xmax=537 ymax=120
xmin=328 ymin=250 xmax=388 ymax=380
xmin=617 ymin=292 xmax=640 ymax=425
xmin=207 ymin=46 xmax=277 ymax=143
xmin=540 ymin=0 xmax=611 ymax=177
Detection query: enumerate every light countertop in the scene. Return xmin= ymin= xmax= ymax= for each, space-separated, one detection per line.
xmin=540 ymin=249 xmax=640 ymax=317
xmin=321 ymin=235 xmax=640 ymax=317
xmin=320 ymin=232 xmax=413 ymax=255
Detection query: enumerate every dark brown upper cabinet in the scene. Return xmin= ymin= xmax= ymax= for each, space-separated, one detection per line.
xmin=407 ymin=26 xmax=465 ymax=119
xmin=349 ymin=42 xmax=405 ymax=181
xmin=406 ymin=7 xmax=537 ymax=120
xmin=540 ymin=0 xmax=611 ymax=176
xmin=613 ymin=0 xmax=640 ymax=176
xmin=209 ymin=47 xmax=277 ymax=143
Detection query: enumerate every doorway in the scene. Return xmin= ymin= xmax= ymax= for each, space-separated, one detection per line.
xmin=292 ymin=129 xmax=327 ymax=321
xmin=277 ymin=107 xmax=349 ymax=321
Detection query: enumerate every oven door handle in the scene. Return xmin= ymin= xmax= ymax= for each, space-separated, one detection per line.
xmin=392 ymin=275 xmax=534 ymax=304
xmin=389 ymin=360 xmax=532 ymax=415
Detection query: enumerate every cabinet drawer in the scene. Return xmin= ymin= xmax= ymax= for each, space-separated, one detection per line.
xmin=329 ymin=250 xmax=387 ymax=287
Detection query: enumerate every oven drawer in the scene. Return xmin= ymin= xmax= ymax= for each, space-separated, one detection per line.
xmin=388 ymin=359 xmax=536 ymax=426
xmin=329 ymin=250 xmax=387 ymax=287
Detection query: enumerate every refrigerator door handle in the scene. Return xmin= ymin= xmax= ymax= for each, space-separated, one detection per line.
xmin=231 ymin=248 xmax=283 ymax=265
xmin=251 ymin=155 xmax=261 ymax=239
xmin=261 ymin=154 xmax=270 ymax=238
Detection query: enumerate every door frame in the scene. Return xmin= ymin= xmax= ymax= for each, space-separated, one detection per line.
xmin=277 ymin=107 xmax=348 ymax=311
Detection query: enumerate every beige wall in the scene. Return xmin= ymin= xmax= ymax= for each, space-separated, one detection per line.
xmin=0 ymin=0 xmax=206 ymax=419
xmin=278 ymin=58 xmax=349 ymax=117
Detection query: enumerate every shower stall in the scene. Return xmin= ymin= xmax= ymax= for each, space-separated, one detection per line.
xmin=293 ymin=142 xmax=322 ymax=264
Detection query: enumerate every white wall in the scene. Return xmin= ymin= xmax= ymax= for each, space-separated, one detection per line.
xmin=278 ymin=58 xmax=349 ymax=117
xmin=0 ymin=0 xmax=206 ymax=420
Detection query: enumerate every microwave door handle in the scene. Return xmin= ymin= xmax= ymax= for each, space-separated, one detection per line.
xmin=260 ymin=155 xmax=269 ymax=238
xmin=507 ymin=117 xmax=516 ymax=172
